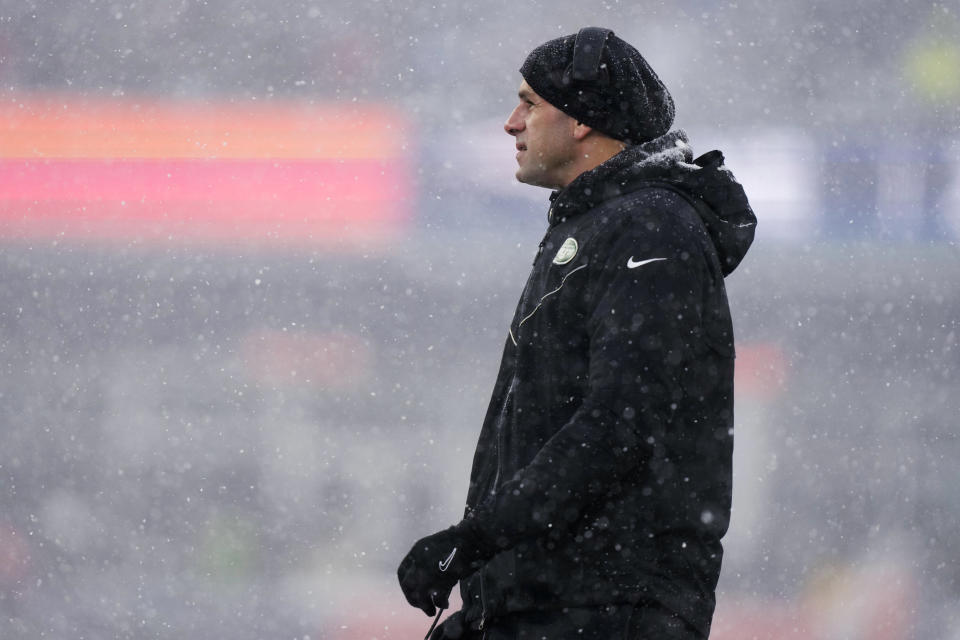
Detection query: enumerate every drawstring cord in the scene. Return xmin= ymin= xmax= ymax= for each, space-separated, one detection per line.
xmin=424 ymin=593 xmax=445 ymax=640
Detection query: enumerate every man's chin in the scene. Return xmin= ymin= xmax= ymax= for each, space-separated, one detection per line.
xmin=515 ymin=169 xmax=555 ymax=190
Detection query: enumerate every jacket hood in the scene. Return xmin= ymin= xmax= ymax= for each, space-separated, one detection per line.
xmin=548 ymin=129 xmax=757 ymax=275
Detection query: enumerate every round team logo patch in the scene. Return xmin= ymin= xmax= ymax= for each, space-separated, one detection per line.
xmin=553 ymin=237 xmax=578 ymax=265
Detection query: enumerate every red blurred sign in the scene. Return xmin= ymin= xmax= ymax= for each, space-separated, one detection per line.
xmin=735 ymin=342 xmax=789 ymax=399
xmin=0 ymin=523 xmax=30 ymax=585
xmin=241 ymin=329 xmax=373 ymax=389
xmin=0 ymin=95 xmax=413 ymax=246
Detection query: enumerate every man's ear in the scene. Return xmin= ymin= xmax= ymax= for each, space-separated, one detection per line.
xmin=572 ymin=121 xmax=593 ymax=141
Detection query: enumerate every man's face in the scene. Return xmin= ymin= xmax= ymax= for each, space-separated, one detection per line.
xmin=504 ymin=80 xmax=579 ymax=190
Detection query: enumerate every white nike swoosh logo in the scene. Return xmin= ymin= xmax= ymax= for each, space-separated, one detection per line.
xmin=438 ymin=547 xmax=457 ymax=572
xmin=626 ymin=257 xmax=667 ymax=269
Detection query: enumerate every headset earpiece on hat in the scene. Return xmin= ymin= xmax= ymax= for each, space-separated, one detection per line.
xmin=568 ymin=27 xmax=613 ymax=83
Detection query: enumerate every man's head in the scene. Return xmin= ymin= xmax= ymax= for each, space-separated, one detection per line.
xmin=504 ymin=28 xmax=674 ymax=190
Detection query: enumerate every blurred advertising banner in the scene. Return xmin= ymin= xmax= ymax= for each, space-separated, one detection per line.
xmin=0 ymin=95 xmax=413 ymax=247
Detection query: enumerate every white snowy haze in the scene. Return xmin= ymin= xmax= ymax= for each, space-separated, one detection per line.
xmin=1 ymin=0 xmax=959 ymax=638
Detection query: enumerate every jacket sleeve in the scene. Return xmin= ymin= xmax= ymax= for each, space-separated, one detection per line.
xmin=465 ymin=205 xmax=715 ymax=549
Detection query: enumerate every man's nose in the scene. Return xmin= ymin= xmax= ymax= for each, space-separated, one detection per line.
xmin=504 ymin=107 xmax=523 ymax=135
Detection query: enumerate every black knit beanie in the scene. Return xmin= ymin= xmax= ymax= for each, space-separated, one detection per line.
xmin=519 ymin=27 xmax=674 ymax=145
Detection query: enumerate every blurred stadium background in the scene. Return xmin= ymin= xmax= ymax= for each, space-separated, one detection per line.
xmin=1 ymin=1 xmax=958 ymax=638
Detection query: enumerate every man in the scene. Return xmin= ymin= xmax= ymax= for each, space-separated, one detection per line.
xmin=398 ymin=27 xmax=756 ymax=639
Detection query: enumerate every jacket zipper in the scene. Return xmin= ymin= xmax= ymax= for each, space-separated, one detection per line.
xmin=478 ymin=571 xmax=487 ymax=631
xmin=533 ymin=225 xmax=550 ymax=265
xmin=478 ymin=372 xmax=516 ymax=632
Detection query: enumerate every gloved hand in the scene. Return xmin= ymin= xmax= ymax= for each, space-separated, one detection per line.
xmin=397 ymin=522 xmax=491 ymax=616
xmin=429 ymin=609 xmax=467 ymax=640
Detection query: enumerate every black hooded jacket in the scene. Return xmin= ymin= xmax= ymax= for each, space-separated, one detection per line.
xmin=457 ymin=130 xmax=756 ymax=636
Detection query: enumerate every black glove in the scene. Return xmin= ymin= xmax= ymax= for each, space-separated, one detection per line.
xmin=397 ymin=522 xmax=491 ymax=616
xmin=429 ymin=609 xmax=467 ymax=640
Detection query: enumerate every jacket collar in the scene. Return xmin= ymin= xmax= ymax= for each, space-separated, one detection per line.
xmin=547 ymin=130 xmax=693 ymax=226
xmin=544 ymin=129 xmax=757 ymax=275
